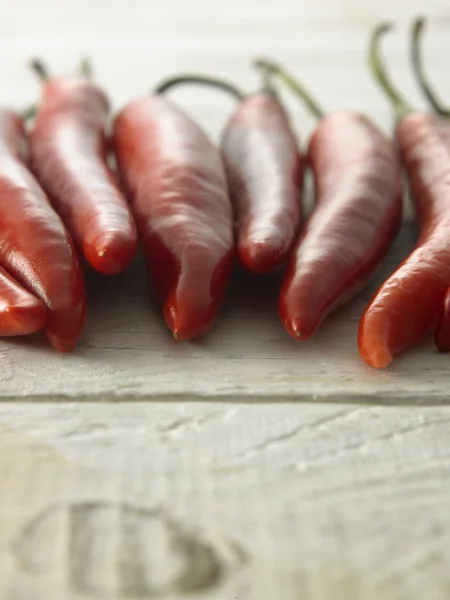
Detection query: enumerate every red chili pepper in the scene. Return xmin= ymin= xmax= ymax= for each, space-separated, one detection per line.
xmin=0 ymin=266 xmax=47 ymax=336
xmin=112 ymin=94 xmax=234 ymax=340
xmin=155 ymin=73 xmax=303 ymax=274
xmin=436 ymin=289 xmax=450 ymax=352
xmin=28 ymin=60 xmax=138 ymax=275
xmin=359 ymin=22 xmax=450 ymax=368
xmin=224 ymin=83 xmax=303 ymax=274
xmin=411 ymin=18 xmax=450 ymax=353
xmin=257 ymin=61 xmax=402 ymax=341
xmin=0 ymin=108 xmax=86 ymax=351
xmin=224 ymin=102 xmax=303 ymax=273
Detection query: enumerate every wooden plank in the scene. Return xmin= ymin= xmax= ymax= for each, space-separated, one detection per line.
xmin=1 ymin=402 xmax=450 ymax=599
xmin=1 ymin=0 xmax=450 ymax=598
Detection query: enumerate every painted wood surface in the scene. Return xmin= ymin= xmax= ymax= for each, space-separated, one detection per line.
xmin=1 ymin=0 xmax=450 ymax=598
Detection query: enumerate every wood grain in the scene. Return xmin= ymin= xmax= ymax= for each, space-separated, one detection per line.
xmin=2 ymin=403 xmax=450 ymax=599
xmin=1 ymin=0 xmax=450 ymax=598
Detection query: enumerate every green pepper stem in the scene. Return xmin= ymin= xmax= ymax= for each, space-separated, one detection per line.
xmin=154 ymin=74 xmax=246 ymax=102
xmin=26 ymin=58 xmax=92 ymax=122
xmin=253 ymin=61 xmax=278 ymax=98
xmin=21 ymin=104 xmax=37 ymax=122
xmin=30 ymin=59 xmax=50 ymax=82
xmin=79 ymin=58 xmax=93 ymax=79
xmin=411 ymin=17 xmax=450 ymax=117
xmin=369 ymin=22 xmax=413 ymax=122
xmin=253 ymin=58 xmax=325 ymax=120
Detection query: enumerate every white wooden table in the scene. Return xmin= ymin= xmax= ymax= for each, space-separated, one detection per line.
xmin=1 ymin=1 xmax=450 ymax=598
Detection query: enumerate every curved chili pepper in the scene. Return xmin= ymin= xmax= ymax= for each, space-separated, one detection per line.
xmin=0 ymin=266 xmax=47 ymax=336
xmin=411 ymin=17 xmax=450 ymax=352
xmin=29 ymin=59 xmax=138 ymax=275
xmin=257 ymin=60 xmax=402 ymax=341
xmin=156 ymin=73 xmax=303 ymax=274
xmin=358 ymin=22 xmax=450 ymax=368
xmin=112 ymin=94 xmax=234 ymax=340
xmin=0 ymin=108 xmax=86 ymax=352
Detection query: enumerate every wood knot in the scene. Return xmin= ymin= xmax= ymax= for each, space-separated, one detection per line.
xmin=13 ymin=501 xmax=247 ymax=597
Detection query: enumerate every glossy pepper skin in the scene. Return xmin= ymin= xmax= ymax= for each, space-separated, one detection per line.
xmin=113 ymin=96 xmax=234 ymax=340
xmin=279 ymin=112 xmax=402 ymax=340
xmin=410 ymin=18 xmax=450 ymax=355
xmin=0 ymin=109 xmax=86 ymax=351
xmin=359 ymin=114 xmax=450 ymax=368
xmin=435 ymin=287 xmax=450 ymax=352
xmin=29 ymin=76 xmax=138 ymax=274
xmin=221 ymin=94 xmax=303 ymax=274
xmin=0 ymin=266 xmax=47 ymax=335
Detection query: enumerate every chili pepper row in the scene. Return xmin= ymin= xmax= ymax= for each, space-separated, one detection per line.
xmin=0 ymin=16 xmax=446 ymax=369
xmin=359 ymin=19 xmax=450 ymax=367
